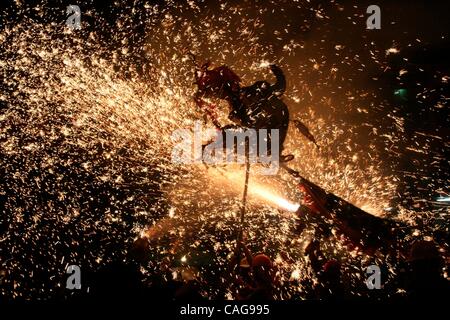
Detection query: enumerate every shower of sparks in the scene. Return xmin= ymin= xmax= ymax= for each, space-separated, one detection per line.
xmin=250 ymin=186 xmax=300 ymax=213
xmin=0 ymin=0 xmax=448 ymax=300
xmin=205 ymin=166 xmax=300 ymax=212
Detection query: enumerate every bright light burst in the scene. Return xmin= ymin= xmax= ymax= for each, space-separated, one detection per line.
xmin=0 ymin=0 xmax=447 ymax=300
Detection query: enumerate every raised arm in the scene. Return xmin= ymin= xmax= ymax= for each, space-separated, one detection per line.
xmin=269 ymin=64 xmax=286 ymax=96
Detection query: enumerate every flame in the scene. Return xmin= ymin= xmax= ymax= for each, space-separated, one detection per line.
xmin=250 ymin=185 xmax=300 ymax=212
xmin=205 ymin=166 xmax=300 ymax=212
